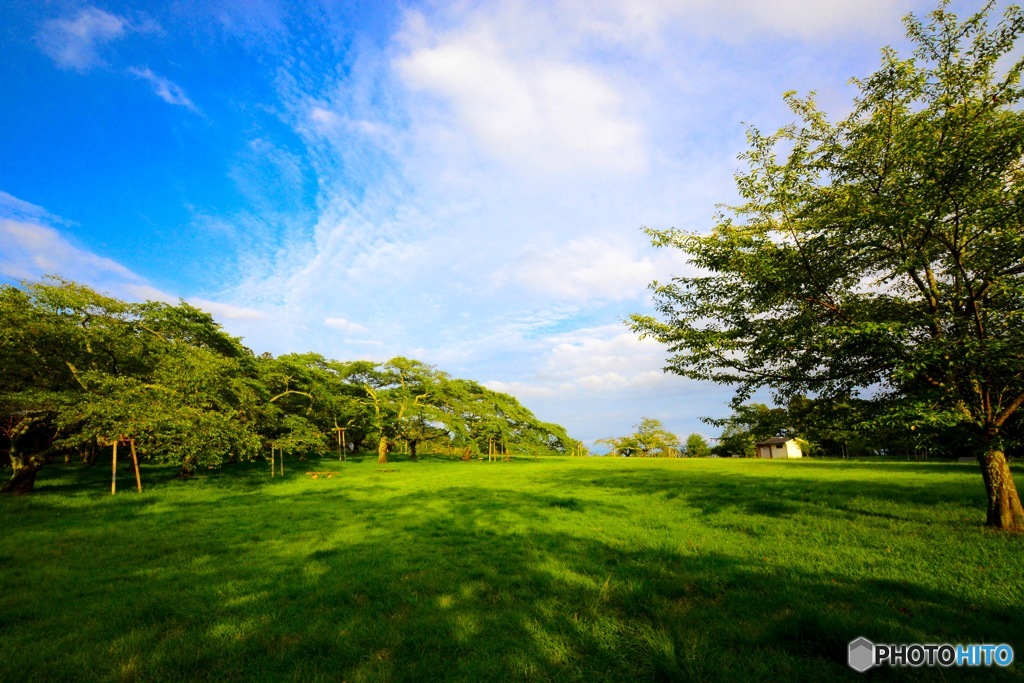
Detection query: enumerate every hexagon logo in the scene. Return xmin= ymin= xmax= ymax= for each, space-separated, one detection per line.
xmin=848 ymin=637 xmax=875 ymax=672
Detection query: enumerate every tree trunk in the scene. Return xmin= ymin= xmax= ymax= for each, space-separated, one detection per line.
xmin=1 ymin=446 xmax=57 ymax=495
xmin=178 ymin=455 xmax=196 ymax=479
xmin=1 ymin=458 xmax=42 ymax=494
xmin=409 ymin=440 xmax=418 ymax=461
xmin=979 ymin=449 xmax=1024 ymax=531
xmin=84 ymin=437 xmax=100 ymax=466
xmin=378 ymin=436 xmax=388 ymax=464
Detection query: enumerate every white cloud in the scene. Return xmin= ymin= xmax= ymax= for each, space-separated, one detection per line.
xmin=395 ymin=16 xmax=646 ymax=173
xmin=561 ymin=0 xmax=915 ymax=46
xmin=188 ymin=298 xmax=266 ymax=321
xmin=477 ymin=324 xmax=684 ymax=402
xmin=122 ymin=283 xmax=176 ymax=303
xmin=0 ymin=218 xmax=139 ymax=284
xmin=483 ymin=380 xmax=558 ymax=399
xmin=538 ymin=325 xmax=676 ymax=391
xmin=35 ymin=7 xmax=130 ymax=72
xmin=324 ymin=316 xmax=369 ymax=334
xmin=481 ymin=322 xmax=721 ymax=443
xmin=128 ymin=67 xmax=199 ymax=112
xmin=495 ymin=236 xmax=660 ymax=302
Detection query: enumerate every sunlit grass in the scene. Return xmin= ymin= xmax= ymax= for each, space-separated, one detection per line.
xmin=1 ymin=456 xmax=1022 ymax=681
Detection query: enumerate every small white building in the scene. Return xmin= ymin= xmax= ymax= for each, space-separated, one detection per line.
xmin=756 ymin=437 xmax=803 ymax=459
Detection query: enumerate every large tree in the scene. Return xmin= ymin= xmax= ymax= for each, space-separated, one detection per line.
xmin=0 ymin=278 xmax=263 ymax=490
xmin=630 ymin=2 xmax=1024 ymax=530
xmin=597 ymin=418 xmax=681 ymax=458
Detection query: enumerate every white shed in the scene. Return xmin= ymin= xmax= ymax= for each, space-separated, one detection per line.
xmin=756 ymin=437 xmax=803 ymax=459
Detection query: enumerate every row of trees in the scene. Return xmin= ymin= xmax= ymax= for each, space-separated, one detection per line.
xmin=630 ymin=2 xmax=1024 ymax=529
xmin=596 ymin=418 xmax=709 ymax=458
xmin=0 ymin=277 xmax=574 ymax=493
xmin=707 ymin=396 xmax=1024 ymax=460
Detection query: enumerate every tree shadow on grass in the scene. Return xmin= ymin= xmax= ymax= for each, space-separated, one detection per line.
xmin=546 ymin=465 xmax=985 ymax=527
xmin=3 ymin=476 xmax=1022 ymax=682
xmin=794 ymin=460 xmax=998 ymax=475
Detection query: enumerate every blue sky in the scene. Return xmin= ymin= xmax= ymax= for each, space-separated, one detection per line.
xmin=0 ymin=0 xmax=993 ymax=446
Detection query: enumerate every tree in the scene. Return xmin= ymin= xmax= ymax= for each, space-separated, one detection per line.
xmin=0 ymin=280 xmax=88 ymax=492
xmin=359 ymin=357 xmax=435 ymax=464
xmin=630 ymin=2 xmax=1024 ymax=530
xmin=597 ymin=418 xmax=680 ymax=457
xmin=0 ymin=278 xmax=263 ymax=490
xmin=684 ymin=433 xmax=709 ymax=458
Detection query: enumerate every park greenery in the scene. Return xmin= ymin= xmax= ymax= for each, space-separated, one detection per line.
xmin=0 ymin=277 xmax=573 ymax=494
xmin=631 ymin=2 xmax=1024 ymax=530
xmin=1 ymin=457 xmax=1021 ymax=681
xmin=2 ymin=4 xmax=1024 ymax=679
xmin=595 ymin=417 xmax=682 ymax=457
xmin=595 ymin=419 xmax=711 ymax=459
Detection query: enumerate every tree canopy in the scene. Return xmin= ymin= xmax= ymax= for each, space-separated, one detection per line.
xmin=597 ymin=418 xmax=681 ymax=457
xmin=630 ymin=2 xmax=1024 ymax=530
xmin=0 ymin=277 xmax=575 ymax=493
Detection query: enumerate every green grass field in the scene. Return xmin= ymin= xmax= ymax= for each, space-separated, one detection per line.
xmin=2 ymin=456 xmax=1022 ymax=681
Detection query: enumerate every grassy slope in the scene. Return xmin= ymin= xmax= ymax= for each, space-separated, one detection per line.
xmin=1 ymin=456 xmax=1022 ymax=682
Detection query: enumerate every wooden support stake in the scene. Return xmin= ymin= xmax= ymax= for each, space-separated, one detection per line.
xmin=334 ymin=426 xmax=347 ymax=462
xmin=111 ymin=440 xmax=118 ymax=495
xmin=335 ymin=427 xmax=347 ymax=462
xmin=130 ymin=439 xmax=142 ymax=492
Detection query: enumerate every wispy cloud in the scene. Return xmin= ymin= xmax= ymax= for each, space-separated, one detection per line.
xmin=0 ymin=191 xmax=73 ymax=227
xmin=128 ymin=67 xmax=199 ymax=112
xmin=35 ymin=6 xmax=161 ymax=72
xmin=0 ymin=192 xmax=265 ymax=324
xmin=324 ymin=317 xmax=369 ymax=334
xmin=35 ymin=7 xmax=129 ymax=72
xmin=35 ymin=7 xmax=191 ymax=112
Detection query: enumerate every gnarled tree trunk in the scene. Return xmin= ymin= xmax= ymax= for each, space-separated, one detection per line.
xmin=2 ymin=458 xmax=42 ymax=494
xmin=979 ymin=448 xmax=1024 ymax=531
xmin=408 ymin=440 xmax=418 ymax=461
xmin=377 ymin=436 xmax=388 ymax=464
xmin=1 ymin=446 xmax=57 ymax=495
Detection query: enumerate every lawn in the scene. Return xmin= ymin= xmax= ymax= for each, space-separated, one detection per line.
xmin=1 ymin=456 xmax=1022 ymax=681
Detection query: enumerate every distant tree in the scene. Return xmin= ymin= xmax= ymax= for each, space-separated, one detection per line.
xmin=630 ymin=3 xmax=1024 ymax=529
xmin=704 ymin=404 xmax=786 ymax=458
xmin=598 ymin=418 xmax=680 ymax=457
xmin=444 ymin=379 xmax=573 ymax=458
xmin=684 ymin=433 xmax=709 ymax=458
